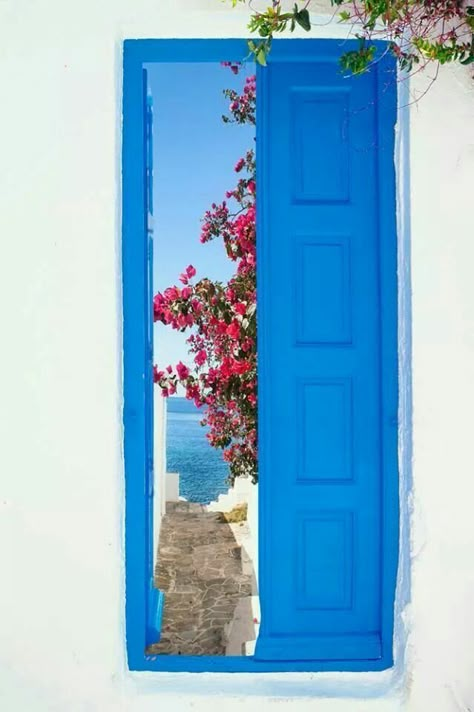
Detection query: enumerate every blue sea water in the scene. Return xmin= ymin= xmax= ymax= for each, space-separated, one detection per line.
xmin=166 ymin=397 xmax=230 ymax=504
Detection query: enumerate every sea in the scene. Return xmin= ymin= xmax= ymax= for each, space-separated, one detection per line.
xmin=166 ymin=397 xmax=231 ymax=504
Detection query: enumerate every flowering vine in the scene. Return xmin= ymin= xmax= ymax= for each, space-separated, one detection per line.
xmin=153 ymin=67 xmax=258 ymax=485
xmin=229 ymin=0 xmax=474 ymax=75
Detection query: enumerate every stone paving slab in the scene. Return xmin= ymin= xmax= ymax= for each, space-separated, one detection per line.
xmin=146 ymin=501 xmax=252 ymax=656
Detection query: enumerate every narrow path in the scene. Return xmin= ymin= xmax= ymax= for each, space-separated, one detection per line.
xmin=147 ymin=501 xmax=252 ymax=656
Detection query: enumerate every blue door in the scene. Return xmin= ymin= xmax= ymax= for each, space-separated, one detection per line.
xmin=255 ymin=41 xmax=398 ymax=665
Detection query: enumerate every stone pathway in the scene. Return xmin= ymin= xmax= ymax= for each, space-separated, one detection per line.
xmin=146 ymin=501 xmax=253 ymax=656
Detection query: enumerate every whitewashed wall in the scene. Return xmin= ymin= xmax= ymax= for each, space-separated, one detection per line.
xmin=1 ymin=1 xmax=474 ymax=710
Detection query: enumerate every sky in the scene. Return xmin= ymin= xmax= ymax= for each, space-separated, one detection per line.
xmin=147 ymin=62 xmax=255 ymax=372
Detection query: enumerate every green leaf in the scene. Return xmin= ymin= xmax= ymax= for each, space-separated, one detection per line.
xmin=295 ymin=8 xmax=311 ymax=31
xmin=339 ymin=10 xmax=351 ymax=21
xmin=256 ymin=47 xmax=267 ymax=66
xmin=460 ymin=53 xmax=474 ymax=65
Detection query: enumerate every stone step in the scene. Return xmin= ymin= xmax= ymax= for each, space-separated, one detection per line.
xmin=166 ymin=501 xmax=206 ymax=514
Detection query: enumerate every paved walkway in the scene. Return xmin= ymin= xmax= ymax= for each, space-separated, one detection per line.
xmin=147 ymin=501 xmax=253 ymax=656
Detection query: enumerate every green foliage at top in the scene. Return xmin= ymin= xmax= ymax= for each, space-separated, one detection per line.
xmin=230 ymin=0 xmax=474 ymax=75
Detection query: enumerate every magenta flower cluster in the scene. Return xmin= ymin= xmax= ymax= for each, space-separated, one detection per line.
xmin=153 ymin=66 xmax=258 ymax=484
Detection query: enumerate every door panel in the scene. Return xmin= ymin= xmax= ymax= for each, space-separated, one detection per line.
xmin=255 ymin=42 xmax=398 ymax=664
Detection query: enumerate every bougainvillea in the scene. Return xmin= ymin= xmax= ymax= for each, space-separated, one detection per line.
xmin=153 ymin=67 xmax=258 ymax=485
xmin=229 ymin=0 xmax=474 ymax=75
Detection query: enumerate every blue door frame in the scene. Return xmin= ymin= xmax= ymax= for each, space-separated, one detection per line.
xmin=122 ymin=38 xmax=398 ymax=673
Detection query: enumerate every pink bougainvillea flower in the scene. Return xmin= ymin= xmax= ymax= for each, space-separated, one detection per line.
xmin=220 ymin=61 xmax=240 ymax=75
xmin=232 ymin=360 xmax=251 ymax=375
xmin=194 ymin=349 xmax=207 ymax=367
xmin=226 ymin=321 xmax=240 ymax=340
xmin=186 ymin=264 xmax=196 ymax=279
xmin=216 ymin=320 xmax=228 ymax=335
xmin=185 ymin=383 xmax=200 ymax=401
xmin=153 ymin=366 xmax=164 ymax=384
xmin=234 ymin=302 xmax=247 ymax=316
xmin=162 ymin=308 xmax=173 ymax=325
xmin=176 ymin=361 xmax=190 ymax=380
xmin=190 ymin=299 xmax=202 ymax=316
xmin=164 ymin=286 xmax=180 ymax=301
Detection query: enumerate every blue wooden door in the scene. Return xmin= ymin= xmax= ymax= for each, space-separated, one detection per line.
xmin=255 ymin=41 xmax=398 ymax=666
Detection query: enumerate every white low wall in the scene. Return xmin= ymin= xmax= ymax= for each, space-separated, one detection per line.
xmin=154 ymin=391 xmax=167 ymax=553
xmin=207 ymin=476 xmax=254 ymax=512
xmin=166 ymin=472 xmax=180 ymax=502
xmin=208 ymin=478 xmax=259 ymax=588
xmin=246 ymin=483 xmax=258 ymax=587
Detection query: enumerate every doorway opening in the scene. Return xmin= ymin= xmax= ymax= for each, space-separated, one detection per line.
xmin=148 ymin=60 xmax=259 ymax=657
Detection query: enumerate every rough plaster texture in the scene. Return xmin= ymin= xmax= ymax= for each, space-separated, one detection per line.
xmin=1 ymin=1 xmax=474 ymax=710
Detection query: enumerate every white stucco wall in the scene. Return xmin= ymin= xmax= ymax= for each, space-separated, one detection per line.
xmin=1 ymin=1 xmax=474 ymax=710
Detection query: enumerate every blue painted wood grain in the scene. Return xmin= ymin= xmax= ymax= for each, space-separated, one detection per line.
xmin=255 ymin=41 xmax=398 ymax=667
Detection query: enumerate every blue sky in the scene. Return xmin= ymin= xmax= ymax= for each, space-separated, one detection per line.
xmin=147 ymin=62 xmax=255 ymax=370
